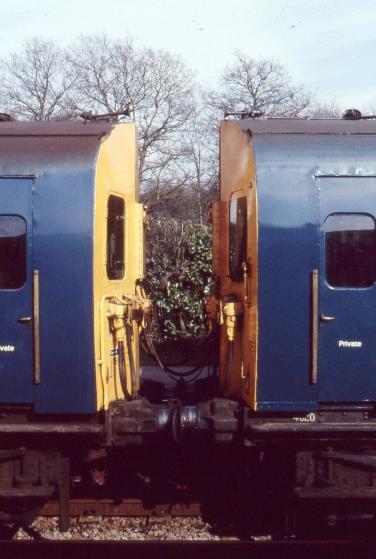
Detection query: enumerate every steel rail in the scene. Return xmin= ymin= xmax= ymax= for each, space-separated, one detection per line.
xmin=41 ymin=498 xmax=202 ymax=517
xmin=0 ymin=539 xmax=372 ymax=559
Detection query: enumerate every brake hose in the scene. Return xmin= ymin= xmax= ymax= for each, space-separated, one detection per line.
xmin=142 ymin=328 xmax=214 ymax=377
xmin=138 ymin=281 xmax=218 ymax=380
xmin=118 ymin=340 xmax=131 ymax=399
xmin=126 ymin=323 xmax=138 ymax=398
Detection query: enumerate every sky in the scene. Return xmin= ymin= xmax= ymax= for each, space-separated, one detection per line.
xmin=1 ymin=0 xmax=375 ymax=110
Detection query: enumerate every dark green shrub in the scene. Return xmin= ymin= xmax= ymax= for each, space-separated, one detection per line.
xmin=143 ymin=217 xmax=212 ymax=341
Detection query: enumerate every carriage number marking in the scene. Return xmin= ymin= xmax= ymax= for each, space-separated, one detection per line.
xmin=292 ymin=413 xmax=316 ymax=423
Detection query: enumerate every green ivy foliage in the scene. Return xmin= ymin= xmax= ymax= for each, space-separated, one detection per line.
xmin=143 ymin=217 xmax=212 ymax=341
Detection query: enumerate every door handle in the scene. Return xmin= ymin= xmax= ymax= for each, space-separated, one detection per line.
xmin=18 ymin=316 xmax=32 ymax=324
xmin=311 ymin=270 xmax=318 ymax=384
xmin=320 ymin=314 xmax=335 ymax=323
xmin=242 ymin=261 xmax=249 ymax=305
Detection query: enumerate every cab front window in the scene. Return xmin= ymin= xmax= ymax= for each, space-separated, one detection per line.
xmin=229 ymin=196 xmax=247 ymax=282
xmin=107 ymin=195 xmax=125 ymax=280
xmin=325 ymin=213 xmax=376 ymax=288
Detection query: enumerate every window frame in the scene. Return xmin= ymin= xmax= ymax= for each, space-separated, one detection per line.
xmin=106 ymin=194 xmax=125 ymax=281
xmin=229 ymin=193 xmax=248 ymax=282
xmin=0 ymin=214 xmax=27 ymax=290
xmin=324 ymin=211 xmax=376 ymax=289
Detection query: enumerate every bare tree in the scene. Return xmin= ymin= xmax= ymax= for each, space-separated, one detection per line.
xmin=0 ymin=39 xmax=74 ymax=121
xmin=210 ymin=52 xmax=312 ymax=117
xmin=0 ymin=34 xmax=206 ymax=218
xmin=67 ymin=35 xmax=195 ymax=188
xmin=304 ymin=99 xmax=343 ymax=118
xmin=141 ymin=91 xmax=219 ymax=223
xmin=178 ymin=99 xmax=218 ymax=224
xmin=65 ymin=35 xmax=130 ymax=115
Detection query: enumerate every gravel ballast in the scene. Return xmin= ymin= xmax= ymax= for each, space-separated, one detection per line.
xmin=15 ymin=516 xmax=224 ymax=541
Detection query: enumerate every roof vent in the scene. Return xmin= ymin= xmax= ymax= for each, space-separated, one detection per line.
xmin=0 ymin=113 xmax=13 ymax=122
xmin=79 ymin=108 xmax=130 ymax=122
xmin=342 ymin=109 xmax=376 ymax=120
xmin=342 ymin=109 xmax=362 ymax=120
xmin=224 ymin=110 xmax=264 ymax=120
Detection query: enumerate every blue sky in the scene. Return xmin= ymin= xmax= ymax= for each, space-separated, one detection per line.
xmin=1 ymin=0 xmax=375 ymax=110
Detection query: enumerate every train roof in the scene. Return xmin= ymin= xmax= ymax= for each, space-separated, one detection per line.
xmin=0 ymin=120 xmax=114 ymax=137
xmin=0 ymin=120 xmax=122 ymax=175
xmin=237 ymin=117 xmax=376 ymax=136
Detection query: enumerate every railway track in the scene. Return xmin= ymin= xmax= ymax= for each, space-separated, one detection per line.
xmin=41 ymin=498 xmax=202 ymax=518
xmin=27 ymin=499 xmax=376 ymax=547
xmin=0 ymin=539 xmax=374 ymax=559
xmin=2 ymin=496 xmax=375 ymax=551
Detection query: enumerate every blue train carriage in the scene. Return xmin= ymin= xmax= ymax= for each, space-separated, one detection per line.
xmin=208 ymin=116 xmax=376 ymax=515
xmin=0 ymin=120 xmax=146 ymax=417
xmin=211 ymin=116 xmax=376 ymax=415
xmin=0 ymin=119 xmax=152 ymax=526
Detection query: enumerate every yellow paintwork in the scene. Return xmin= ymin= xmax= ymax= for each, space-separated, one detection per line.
xmin=93 ymin=123 xmax=144 ymax=410
xmin=213 ymin=120 xmax=259 ymax=409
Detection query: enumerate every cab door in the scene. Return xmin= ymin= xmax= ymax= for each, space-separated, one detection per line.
xmin=213 ymin=121 xmax=258 ymax=407
xmin=318 ymin=176 xmax=376 ymax=402
xmin=225 ymin=191 xmax=249 ymax=393
xmin=0 ymin=178 xmax=34 ymax=403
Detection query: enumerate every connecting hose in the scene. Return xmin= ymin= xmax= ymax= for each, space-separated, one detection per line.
xmin=118 ymin=325 xmax=138 ymax=400
xmin=126 ymin=323 xmax=138 ymax=397
xmin=138 ymin=281 xmax=219 ymax=382
xmin=141 ymin=329 xmax=215 ymax=378
xmin=118 ymin=340 xmax=131 ymax=399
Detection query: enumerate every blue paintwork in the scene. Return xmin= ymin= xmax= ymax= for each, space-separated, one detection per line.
xmin=251 ymin=134 xmax=376 ymax=411
xmin=32 ymin=169 xmax=96 ymax=413
xmin=0 ymin=125 xmax=112 ymax=414
xmin=0 ymin=179 xmax=33 ymax=403
xmin=318 ymin=176 xmax=376 ymax=402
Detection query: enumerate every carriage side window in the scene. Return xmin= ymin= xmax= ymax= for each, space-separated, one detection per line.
xmin=325 ymin=213 xmax=376 ymax=288
xmin=229 ymin=196 xmax=247 ymax=282
xmin=0 ymin=216 xmax=26 ymax=289
xmin=107 ymin=195 xmax=125 ymax=280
